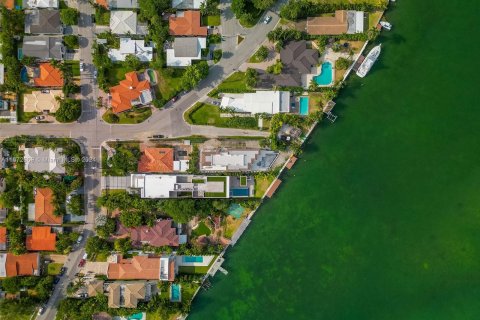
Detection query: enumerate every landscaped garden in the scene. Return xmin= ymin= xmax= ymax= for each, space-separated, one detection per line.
xmin=102 ymin=107 xmax=152 ymax=124
xmin=185 ymin=102 xmax=258 ymax=129
xmin=191 ymin=221 xmax=212 ymax=238
xmin=47 ymin=263 xmax=63 ymax=275
xmin=101 ymin=142 xmax=140 ymax=176
xmin=208 ymin=71 xmax=254 ymax=97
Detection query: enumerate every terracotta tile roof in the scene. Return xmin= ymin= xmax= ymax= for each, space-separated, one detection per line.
xmin=4 ymin=253 xmax=40 ymax=277
xmin=26 ymin=226 xmax=56 ymax=251
xmin=1 ymin=0 xmax=14 ymax=9
xmin=110 ymin=72 xmax=151 ymax=113
xmin=96 ymin=0 xmax=108 ymax=8
xmin=307 ymin=10 xmax=348 ymax=35
xmin=0 ymin=227 xmax=6 ymax=243
xmin=33 ymin=62 xmax=64 ymax=87
xmin=107 ymin=255 xmax=160 ymax=280
xmin=138 ymin=148 xmax=174 ymax=173
xmin=116 ymin=220 xmax=179 ymax=247
xmin=35 ymin=187 xmax=62 ymax=225
xmin=169 ymin=11 xmax=208 ymax=36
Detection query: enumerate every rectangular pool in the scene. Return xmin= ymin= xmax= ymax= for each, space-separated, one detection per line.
xmin=299 ymin=97 xmax=309 ymax=115
xmin=183 ymin=256 xmax=204 ymax=263
xmin=170 ymin=283 xmax=181 ymax=302
xmin=230 ymin=188 xmax=250 ymax=197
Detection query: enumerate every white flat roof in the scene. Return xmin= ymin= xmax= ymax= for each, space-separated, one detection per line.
xmin=221 ymin=91 xmax=290 ymax=114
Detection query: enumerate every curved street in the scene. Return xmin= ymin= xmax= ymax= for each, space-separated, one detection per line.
xmin=5 ymin=0 xmax=287 ymax=319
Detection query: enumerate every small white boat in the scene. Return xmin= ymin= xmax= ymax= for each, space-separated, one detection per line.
xmin=356 ymin=44 xmax=381 ymax=78
xmin=380 ymin=21 xmax=392 ymax=30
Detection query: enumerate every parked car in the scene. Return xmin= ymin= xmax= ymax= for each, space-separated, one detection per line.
xmin=264 ymin=15 xmax=272 ymax=24
xmin=171 ymin=96 xmax=179 ymax=102
xmin=76 ymin=235 xmax=83 ymax=244
xmin=59 ymin=267 xmax=66 ymax=275
xmin=93 ymin=70 xmax=97 ymax=79
xmin=152 ymin=134 xmax=164 ymax=139
xmin=54 ymin=276 xmax=60 ymax=284
xmin=37 ymin=306 xmax=45 ymax=315
xmin=40 ymin=89 xmax=49 ymax=94
xmin=79 ymin=62 xmax=85 ymax=72
xmin=35 ymin=116 xmax=45 ymax=120
xmin=78 ymin=259 xmax=86 ymax=267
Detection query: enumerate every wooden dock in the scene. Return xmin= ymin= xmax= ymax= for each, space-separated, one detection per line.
xmin=352 ymin=55 xmax=365 ymax=72
xmin=286 ymin=156 xmax=297 ymax=169
xmin=265 ymin=179 xmax=282 ymax=198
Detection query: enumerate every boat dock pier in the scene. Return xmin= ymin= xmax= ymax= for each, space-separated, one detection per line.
xmin=208 ymin=257 xmax=228 ymax=277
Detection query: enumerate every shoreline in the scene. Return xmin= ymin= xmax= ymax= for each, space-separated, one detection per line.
xmin=186 ymin=9 xmax=386 ymax=317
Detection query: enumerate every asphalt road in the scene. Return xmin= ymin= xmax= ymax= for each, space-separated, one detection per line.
xmin=9 ymin=1 xmax=286 ymax=319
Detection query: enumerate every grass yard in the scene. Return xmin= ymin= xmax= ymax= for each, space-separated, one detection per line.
xmin=185 ymin=102 xmax=258 ymax=129
xmin=202 ymin=15 xmax=221 ymax=26
xmin=254 ymin=174 xmax=275 ymax=198
xmin=334 ymin=67 xmax=347 ymax=82
xmin=156 ymin=68 xmax=184 ymax=102
xmin=178 ymin=259 xmax=216 ymax=275
xmin=191 ymin=221 xmax=211 ymax=237
xmin=64 ymin=60 xmax=80 ymax=77
xmin=47 ymin=263 xmax=63 ymax=275
xmin=106 ymin=63 xmax=130 ymax=86
xmin=224 ymin=214 xmax=247 ymax=239
xmin=102 ymin=108 xmax=152 ymax=124
xmin=208 ymin=71 xmax=254 ymax=97
xmin=248 ymin=47 xmax=268 ymax=63
xmin=368 ymin=11 xmax=384 ymax=29
xmin=308 ymin=92 xmax=327 ymax=113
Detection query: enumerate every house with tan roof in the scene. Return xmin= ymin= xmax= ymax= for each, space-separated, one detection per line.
xmin=107 ymin=281 xmax=146 ymax=308
xmin=0 ymin=227 xmax=7 ymax=251
xmin=23 ymin=90 xmax=63 ymax=113
xmin=115 ymin=220 xmax=180 ymax=247
xmin=0 ymin=253 xmax=40 ymax=277
xmin=34 ymin=187 xmax=63 ymax=225
xmin=87 ymin=279 xmax=105 ymax=297
xmin=307 ymin=10 xmax=364 ymax=35
xmin=24 ymin=147 xmax=66 ymax=174
xmin=107 ymin=254 xmax=176 ymax=281
xmin=32 ymin=62 xmax=63 ymax=87
xmin=109 ymin=72 xmax=152 ymax=113
xmin=169 ymin=11 xmax=207 ymax=36
xmin=26 ymin=226 xmax=56 ymax=251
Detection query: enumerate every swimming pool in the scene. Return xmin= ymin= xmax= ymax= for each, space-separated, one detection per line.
xmin=230 ymin=188 xmax=250 ymax=197
xmin=299 ymin=97 xmax=309 ymax=115
xmin=227 ymin=203 xmax=245 ymax=219
xmin=314 ymin=61 xmax=333 ymax=86
xmin=171 ymin=284 xmax=181 ymax=302
xmin=183 ymin=256 xmax=203 ymax=263
xmin=20 ymin=67 xmax=28 ymax=83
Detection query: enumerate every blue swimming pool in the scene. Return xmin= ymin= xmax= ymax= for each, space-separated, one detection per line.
xmin=20 ymin=67 xmax=28 ymax=83
xmin=183 ymin=256 xmax=203 ymax=263
xmin=230 ymin=188 xmax=250 ymax=197
xmin=314 ymin=61 xmax=333 ymax=86
xmin=299 ymin=97 xmax=309 ymax=115
xmin=171 ymin=284 xmax=181 ymax=302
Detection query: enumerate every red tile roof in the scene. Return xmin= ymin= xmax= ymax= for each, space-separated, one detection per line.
xmin=0 ymin=227 xmax=6 ymax=248
xmin=110 ymin=72 xmax=151 ymax=113
xmin=107 ymin=255 xmax=160 ymax=280
xmin=33 ymin=63 xmax=64 ymax=87
xmin=138 ymin=148 xmax=174 ymax=173
xmin=35 ymin=187 xmax=62 ymax=225
xmin=116 ymin=220 xmax=179 ymax=247
xmin=96 ymin=0 xmax=108 ymax=8
xmin=1 ymin=0 xmax=14 ymax=9
xmin=4 ymin=253 xmax=40 ymax=277
xmin=169 ymin=11 xmax=208 ymax=36
xmin=26 ymin=226 xmax=56 ymax=251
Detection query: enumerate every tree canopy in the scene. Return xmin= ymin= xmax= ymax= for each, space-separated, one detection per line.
xmin=55 ymin=99 xmax=81 ymax=123
xmin=60 ymin=8 xmax=79 ymax=25
xmin=181 ymin=61 xmax=209 ymax=90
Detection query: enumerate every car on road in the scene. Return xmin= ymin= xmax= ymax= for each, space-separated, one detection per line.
xmin=80 ymin=62 xmax=85 ymax=72
xmin=93 ymin=70 xmax=97 ymax=79
xmin=59 ymin=267 xmax=66 ymax=275
xmin=76 ymin=235 xmax=83 ymax=244
xmin=264 ymin=15 xmax=272 ymax=24
xmin=38 ymin=306 xmax=45 ymax=315
xmin=35 ymin=116 xmax=45 ymax=120
xmin=152 ymin=134 xmax=164 ymax=139
xmin=54 ymin=276 xmax=60 ymax=284
xmin=171 ymin=96 xmax=179 ymax=102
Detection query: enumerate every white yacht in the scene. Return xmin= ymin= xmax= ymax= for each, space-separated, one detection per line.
xmin=380 ymin=21 xmax=392 ymax=30
xmin=356 ymin=44 xmax=381 ymax=78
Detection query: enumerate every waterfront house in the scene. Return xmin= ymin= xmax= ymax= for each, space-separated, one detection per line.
xmin=307 ymin=10 xmax=364 ymax=35
xmin=220 ymin=90 xmax=291 ymax=114
xmin=26 ymin=226 xmax=56 ymax=251
xmin=108 ymin=38 xmax=153 ymax=62
xmin=107 ymin=254 xmax=176 ymax=281
xmin=107 ymin=282 xmax=147 ymax=308
xmin=24 ymin=147 xmax=66 ymax=174
xmin=169 ymin=11 xmax=208 ymax=36
xmin=200 ymin=148 xmax=278 ymax=172
xmin=0 ymin=253 xmax=40 ymax=277
xmin=109 ymin=71 xmax=152 ymax=113
xmin=24 ymin=9 xmax=62 ymax=34
xmin=166 ymin=37 xmax=206 ymax=67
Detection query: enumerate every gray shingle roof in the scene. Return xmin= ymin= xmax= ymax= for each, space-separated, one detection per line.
xmin=25 ymin=9 xmax=62 ymax=34
xmin=173 ymin=37 xmax=200 ymax=57
xmin=22 ymin=36 xmax=64 ymax=60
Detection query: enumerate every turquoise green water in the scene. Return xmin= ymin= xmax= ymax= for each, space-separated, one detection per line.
xmin=189 ymin=1 xmax=480 ymax=319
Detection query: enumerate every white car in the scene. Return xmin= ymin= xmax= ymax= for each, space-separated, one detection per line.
xmin=264 ymin=16 xmax=272 ymax=24
xmin=79 ymin=62 xmax=85 ymax=72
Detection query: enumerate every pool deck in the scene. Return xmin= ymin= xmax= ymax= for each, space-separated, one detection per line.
xmin=176 ymin=255 xmax=214 ymax=267
xmin=304 ymin=61 xmax=335 ymax=87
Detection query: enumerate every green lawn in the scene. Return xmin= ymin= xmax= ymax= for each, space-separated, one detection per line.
xmin=248 ymin=47 xmax=268 ymax=63
xmin=192 ymin=221 xmax=212 ymax=237
xmin=155 ymin=68 xmax=184 ymax=102
xmin=185 ymin=102 xmax=257 ymax=129
xmin=64 ymin=60 xmax=80 ymax=77
xmin=254 ymin=174 xmax=275 ymax=198
xmin=47 ymin=263 xmax=63 ymax=275
xmin=202 ymin=15 xmax=221 ymax=26
xmin=178 ymin=258 xmax=216 ymax=275
xmin=106 ymin=63 xmax=130 ymax=86
xmin=102 ymin=108 xmax=152 ymax=124
xmin=209 ymin=71 xmax=254 ymax=97
xmin=368 ymin=11 xmax=383 ymax=29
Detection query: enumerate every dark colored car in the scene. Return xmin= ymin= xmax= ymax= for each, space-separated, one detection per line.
xmin=59 ymin=267 xmax=66 ymax=275
xmin=152 ymin=134 xmax=164 ymax=139
xmin=54 ymin=276 xmax=60 ymax=284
